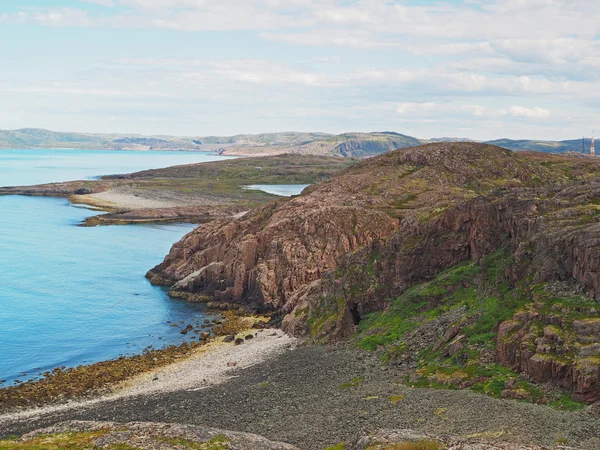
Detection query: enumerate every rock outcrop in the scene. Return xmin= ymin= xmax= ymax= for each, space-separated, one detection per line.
xmin=15 ymin=421 xmax=299 ymax=449
xmin=349 ymin=429 xmax=565 ymax=450
xmin=148 ymin=142 xmax=600 ymax=401
xmin=149 ymin=143 xmax=598 ymax=317
xmin=497 ymin=302 xmax=600 ymax=403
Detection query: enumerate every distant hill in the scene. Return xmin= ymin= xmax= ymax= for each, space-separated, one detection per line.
xmin=0 ymin=128 xmax=335 ymax=152
xmin=485 ymin=138 xmax=591 ymax=154
xmin=0 ymin=127 xmax=594 ymax=158
xmin=428 ymin=137 xmax=476 ymax=143
xmin=199 ymin=132 xmax=332 ymax=146
xmin=281 ymin=132 xmax=423 ymax=158
xmin=0 ymin=128 xmax=422 ymax=158
xmin=0 ymin=128 xmax=201 ymax=151
xmin=0 ymin=128 xmax=111 ymax=149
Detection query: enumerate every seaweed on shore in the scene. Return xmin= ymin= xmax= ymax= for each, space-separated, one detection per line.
xmin=0 ymin=313 xmax=271 ymax=412
xmin=0 ymin=341 xmax=207 ymax=412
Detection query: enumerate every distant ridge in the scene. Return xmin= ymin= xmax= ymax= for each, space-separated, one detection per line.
xmin=486 ymin=138 xmax=592 ymax=154
xmin=0 ymin=128 xmax=422 ymax=157
xmin=0 ymin=127 xmax=592 ymax=157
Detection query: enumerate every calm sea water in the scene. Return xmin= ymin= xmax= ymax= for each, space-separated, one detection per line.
xmin=0 ymin=149 xmax=231 ymax=385
xmin=243 ymin=184 xmax=309 ymax=196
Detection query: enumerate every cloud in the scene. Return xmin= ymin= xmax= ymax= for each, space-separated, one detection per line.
xmin=396 ymin=102 xmax=437 ymax=114
xmin=82 ymin=0 xmax=115 ymax=7
xmin=0 ymin=0 xmax=594 ymax=138
xmin=312 ymin=56 xmax=341 ymax=63
xmin=508 ymin=106 xmax=551 ymax=118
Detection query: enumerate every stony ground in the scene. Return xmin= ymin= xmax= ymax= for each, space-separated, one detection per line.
xmin=1 ymin=344 xmax=600 ymax=450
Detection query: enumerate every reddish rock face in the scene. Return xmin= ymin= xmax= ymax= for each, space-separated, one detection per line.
xmin=149 ymin=197 xmax=398 ymax=312
xmin=496 ymin=305 xmax=600 ymax=404
xmin=148 ymin=142 xmax=600 ymax=400
xmin=149 ymin=143 xmax=600 ymax=320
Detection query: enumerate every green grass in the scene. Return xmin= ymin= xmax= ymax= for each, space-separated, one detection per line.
xmin=355 ymin=249 xmax=594 ymax=408
xmin=357 ymin=257 xmax=509 ymax=353
xmin=324 ymin=444 xmax=347 ymax=450
xmin=549 ymin=395 xmax=586 ymax=411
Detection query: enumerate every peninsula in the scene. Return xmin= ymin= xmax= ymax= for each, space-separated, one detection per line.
xmin=0 ymin=155 xmax=355 ymax=225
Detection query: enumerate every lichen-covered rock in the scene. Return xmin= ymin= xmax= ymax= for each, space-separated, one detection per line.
xmin=496 ymin=300 xmax=600 ymax=403
xmin=18 ymin=421 xmax=299 ymax=449
xmin=349 ymin=428 xmax=564 ymax=450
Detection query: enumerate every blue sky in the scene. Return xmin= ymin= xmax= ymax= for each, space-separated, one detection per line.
xmin=1 ymin=0 xmax=599 ymax=140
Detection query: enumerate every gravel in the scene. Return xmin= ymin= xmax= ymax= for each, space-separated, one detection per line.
xmin=1 ymin=343 xmax=600 ymax=450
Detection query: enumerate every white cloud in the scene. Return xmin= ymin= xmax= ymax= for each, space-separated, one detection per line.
xmin=508 ymin=106 xmax=551 ymax=118
xmin=312 ymin=56 xmax=341 ymax=63
xmin=396 ymin=102 xmax=437 ymax=114
xmin=0 ymin=0 xmax=595 ymax=139
xmin=463 ymin=105 xmax=487 ymax=117
xmin=82 ymin=0 xmax=115 ymax=7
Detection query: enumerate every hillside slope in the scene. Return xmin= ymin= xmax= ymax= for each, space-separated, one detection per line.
xmin=148 ymin=142 xmax=600 ymax=404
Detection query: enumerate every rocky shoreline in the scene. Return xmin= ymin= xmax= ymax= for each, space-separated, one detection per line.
xmin=2 ymin=343 xmax=600 ymax=449
xmin=0 ymin=313 xmax=274 ymax=413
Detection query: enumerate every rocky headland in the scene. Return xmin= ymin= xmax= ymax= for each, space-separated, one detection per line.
xmin=147 ymin=142 xmax=600 ymax=405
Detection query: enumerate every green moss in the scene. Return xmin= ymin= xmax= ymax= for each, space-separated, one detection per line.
xmin=160 ymin=434 xmax=231 ymax=449
xmin=0 ymin=431 xmax=110 ymax=449
xmin=339 ymin=376 xmax=365 ymax=389
xmin=402 ymin=236 xmax=421 ymax=252
xmin=367 ymin=441 xmax=442 ymax=450
xmin=308 ymin=295 xmax=346 ymax=341
xmin=549 ymin=395 xmax=586 ymax=411
xmin=388 ymin=394 xmax=405 ymax=403
xmin=324 ymin=444 xmax=347 ymax=450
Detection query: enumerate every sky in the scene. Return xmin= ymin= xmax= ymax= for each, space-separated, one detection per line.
xmin=0 ymin=0 xmax=599 ymax=140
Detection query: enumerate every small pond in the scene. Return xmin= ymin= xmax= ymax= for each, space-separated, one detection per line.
xmin=243 ymin=184 xmax=310 ymax=197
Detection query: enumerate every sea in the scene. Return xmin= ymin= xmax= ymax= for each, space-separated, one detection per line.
xmin=0 ymin=149 xmax=231 ymax=386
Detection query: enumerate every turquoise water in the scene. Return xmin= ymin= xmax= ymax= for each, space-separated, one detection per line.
xmin=243 ymin=184 xmax=309 ymax=196
xmin=0 ymin=149 xmax=231 ymax=386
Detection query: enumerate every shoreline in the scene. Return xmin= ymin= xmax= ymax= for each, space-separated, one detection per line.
xmin=0 ymin=330 xmax=295 ymax=429
xmin=0 ymin=314 xmax=292 ymax=418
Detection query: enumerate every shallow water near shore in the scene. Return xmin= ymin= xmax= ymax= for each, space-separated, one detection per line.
xmin=0 ymin=149 xmax=231 ymax=386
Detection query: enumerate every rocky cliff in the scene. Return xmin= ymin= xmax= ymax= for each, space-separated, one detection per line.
xmin=148 ymin=142 xmax=600 ymax=403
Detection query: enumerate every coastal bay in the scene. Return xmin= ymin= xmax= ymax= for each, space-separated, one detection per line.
xmin=0 ymin=150 xmax=355 ymax=387
xmin=0 ymin=149 xmax=234 ymax=386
